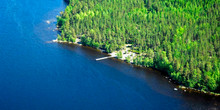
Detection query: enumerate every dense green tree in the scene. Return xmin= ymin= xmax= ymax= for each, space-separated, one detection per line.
xmin=59 ymin=0 xmax=220 ymax=93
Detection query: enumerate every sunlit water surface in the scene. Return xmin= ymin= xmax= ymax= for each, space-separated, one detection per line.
xmin=0 ymin=0 xmax=219 ymax=110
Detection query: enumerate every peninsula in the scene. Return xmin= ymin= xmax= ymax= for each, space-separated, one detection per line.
xmin=56 ymin=0 xmax=220 ymax=94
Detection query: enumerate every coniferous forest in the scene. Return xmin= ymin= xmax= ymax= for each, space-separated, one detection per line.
xmin=57 ymin=0 xmax=220 ymax=93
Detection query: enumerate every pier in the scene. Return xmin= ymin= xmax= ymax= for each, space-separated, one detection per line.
xmin=96 ymin=56 xmax=116 ymax=61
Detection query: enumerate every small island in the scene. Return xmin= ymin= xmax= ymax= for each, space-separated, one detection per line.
xmin=56 ymin=0 xmax=220 ymax=95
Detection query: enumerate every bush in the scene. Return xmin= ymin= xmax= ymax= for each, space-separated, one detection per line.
xmin=117 ymin=51 xmax=123 ymax=59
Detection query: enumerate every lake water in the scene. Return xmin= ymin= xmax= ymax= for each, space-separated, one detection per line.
xmin=0 ymin=0 xmax=219 ymax=109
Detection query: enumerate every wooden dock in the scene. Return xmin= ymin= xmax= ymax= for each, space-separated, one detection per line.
xmin=96 ymin=56 xmax=116 ymax=61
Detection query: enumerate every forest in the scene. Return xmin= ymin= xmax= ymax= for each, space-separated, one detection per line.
xmin=57 ymin=0 xmax=220 ymax=93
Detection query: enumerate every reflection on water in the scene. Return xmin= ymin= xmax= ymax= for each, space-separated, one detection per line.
xmin=59 ymin=43 xmax=220 ymax=109
xmin=0 ymin=0 xmax=219 ymax=110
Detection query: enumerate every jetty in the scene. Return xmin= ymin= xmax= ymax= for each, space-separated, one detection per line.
xmin=96 ymin=56 xmax=116 ymax=61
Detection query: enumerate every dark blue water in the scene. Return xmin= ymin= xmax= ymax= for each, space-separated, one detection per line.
xmin=0 ymin=0 xmax=219 ymax=110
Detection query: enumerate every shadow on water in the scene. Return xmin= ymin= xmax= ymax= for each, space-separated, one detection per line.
xmin=10 ymin=0 xmax=218 ymax=108
xmin=59 ymin=43 xmax=220 ymax=109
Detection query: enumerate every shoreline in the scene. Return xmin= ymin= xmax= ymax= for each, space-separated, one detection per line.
xmin=52 ymin=38 xmax=220 ymax=97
